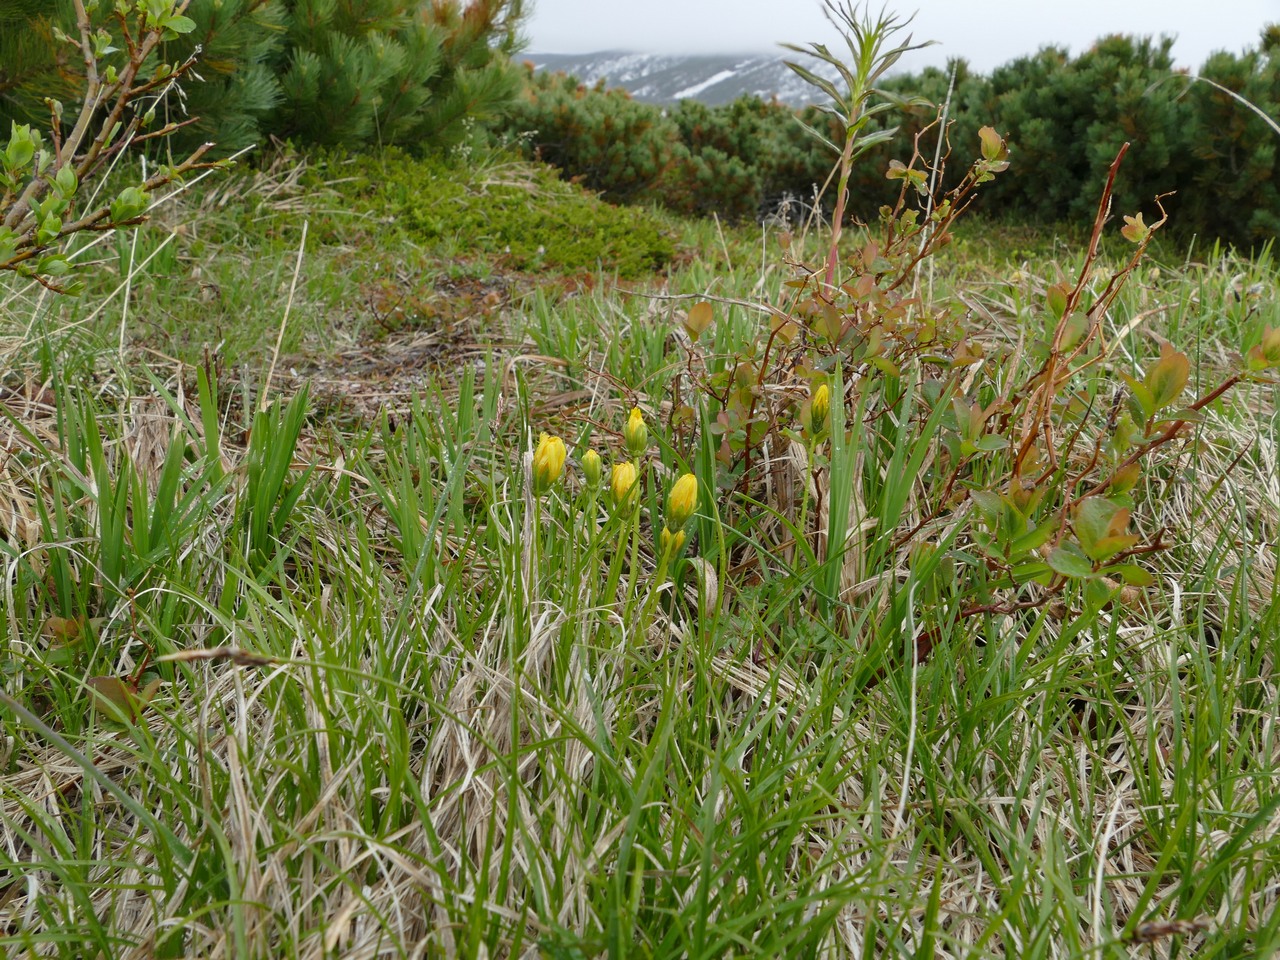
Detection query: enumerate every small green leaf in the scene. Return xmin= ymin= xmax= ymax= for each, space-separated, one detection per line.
xmin=1111 ymin=462 xmax=1141 ymax=495
xmin=1260 ymin=327 xmax=1280 ymax=367
xmin=1084 ymin=577 xmax=1116 ymax=612
xmin=867 ymin=355 xmax=901 ymax=377
xmin=1103 ymin=563 xmax=1155 ymax=587
xmin=1059 ymin=311 xmax=1090 ymax=351
xmin=6 ymin=124 xmax=37 ymax=169
xmin=813 ymin=301 xmax=842 ymax=342
xmin=54 ymin=163 xmax=77 ymax=198
xmin=1075 ymin=498 xmax=1121 ymax=554
xmin=86 ymin=676 xmax=138 ymax=721
xmin=1011 ymin=560 xmax=1052 ymax=585
xmin=683 ymin=301 xmax=713 ymax=342
xmin=970 ymin=490 xmax=1004 ymax=526
xmin=37 ymin=213 xmax=62 ymax=245
xmin=1144 ymin=341 xmax=1190 ymax=410
xmin=1121 ymin=372 xmax=1156 ymax=422
xmin=978 ymin=126 xmax=1007 ymax=162
xmin=1046 ymin=282 xmax=1070 ymax=320
xmin=110 ymin=185 xmax=148 ymax=222
xmin=1010 ymin=520 xmax=1057 ymax=557
xmin=1121 ymin=212 xmax=1149 ymax=243
xmin=1154 ymin=407 xmax=1203 ymax=426
xmin=1048 ymin=543 xmax=1095 ymax=579
xmin=1088 ymin=534 xmax=1140 ymax=563
xmin=36 ymin=254 xmax=72 ymax=277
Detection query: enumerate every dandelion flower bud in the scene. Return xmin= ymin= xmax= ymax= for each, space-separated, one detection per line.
xmin=581 ymin=448 xmax=602 ymax=488
xmin=666 ymin=473 xmax=698 ymax=530
xmin=659 ymin=525 xmax=686 ymax=557
xmin=808 ymin=382 xmax=830 ymax=436
xmin=610 ymin=461 xmax=639 ymax=516
xmin=623 ymin=407 xmax=648 ymax=458
xmin=532 ymin=433 xmax=566 ymax=494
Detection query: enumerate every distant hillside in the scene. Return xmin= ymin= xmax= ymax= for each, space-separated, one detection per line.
xmin=525 ymin=51 xmax=842 ymax=106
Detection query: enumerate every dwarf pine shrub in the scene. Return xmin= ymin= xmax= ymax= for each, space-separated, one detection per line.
xmin=0 ymin=0 xmax=527 ymax=155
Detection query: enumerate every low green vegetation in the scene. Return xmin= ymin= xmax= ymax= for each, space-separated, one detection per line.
xmin=316 ymin=149 xmax=676 ymax=278
xmin=2 ymin=3 xmax=1280 ymax=958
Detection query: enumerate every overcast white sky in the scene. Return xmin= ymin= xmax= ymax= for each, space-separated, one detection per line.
xmin=526 ymin=0 xmax=1278 ymax=72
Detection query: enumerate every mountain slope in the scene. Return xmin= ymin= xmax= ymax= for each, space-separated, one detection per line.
xmin=524 ymin=51 xmax=842 ymax=106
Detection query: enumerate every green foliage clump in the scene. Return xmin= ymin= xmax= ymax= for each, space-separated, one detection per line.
xmin=319 ymin=149 xmax=675 ymax=278
xmin=160 ymin=0 xmax=290 ymax=152
xmin=957 ymin=36 xmax=1185 ymax=224
xmin=670 ymin=97 xmax=835 ymax=218
xmin=0 ymin=0 xmax=527 ymax=155
xmin=502 ymin=66 xmax=843 ymax=220
xmin=1174 ymin=45 xmax=1280 ymax=241
xmin=503 ymin=68 xmax=691 ymax=205
xmin=672 ymin=3 xmax=1280 ymax=663
xmin=270 ymin=0 xmax=523 ymax=151
xmin=0 ymin=0 xmax=79 ymax=124
xmin=953 ymin=31 xmax=1280 ymax=246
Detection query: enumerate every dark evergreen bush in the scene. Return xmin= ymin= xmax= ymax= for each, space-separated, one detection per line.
xmin=670 ymin=97 xmax=837 ymax=219
xmin=0 ymin=0 xmax=79 ymax=125
xmin=268 ymin=0 xmax=522 ymax=149
xmin=969 ymin=36 xmax=1185 ymax=224
xmin=0 ymin=0 xmax=526 ymax=155
xmin=1174 ymin=45 xmax=1280 ymax=243
xmin=169 ymin=0 xmax=289 ymax=152
xmin=503 ymin=68 xmax=692 ymax=207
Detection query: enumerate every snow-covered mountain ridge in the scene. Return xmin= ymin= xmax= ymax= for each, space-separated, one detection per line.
xmin=524 ymin=51 xmax=843 ymax=106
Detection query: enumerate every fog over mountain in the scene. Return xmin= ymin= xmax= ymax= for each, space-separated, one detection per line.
xmin=525 ymin=52 xmax=846 ymax=106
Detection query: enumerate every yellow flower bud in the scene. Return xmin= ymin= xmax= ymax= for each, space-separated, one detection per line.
xmin=581 ymin=448 xmax=602 ymax=488
xmin=666 ymin=473 xmax=698 ymax=529
xmin=623 ymin=407 xmax=648 ymax=458
xmin=659 ymin=525 xmax=686 ymax=557
xmin=610 ymin=461 xmax=639 ymax=516
xmin=808 ymin=382 xmax=830 ymax=436
xmin=532 ymin=433 xmax=566 ymax=494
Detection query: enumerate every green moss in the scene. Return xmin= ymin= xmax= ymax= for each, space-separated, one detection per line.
xmin=312 ymin=149 xmax=675 ymax=279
